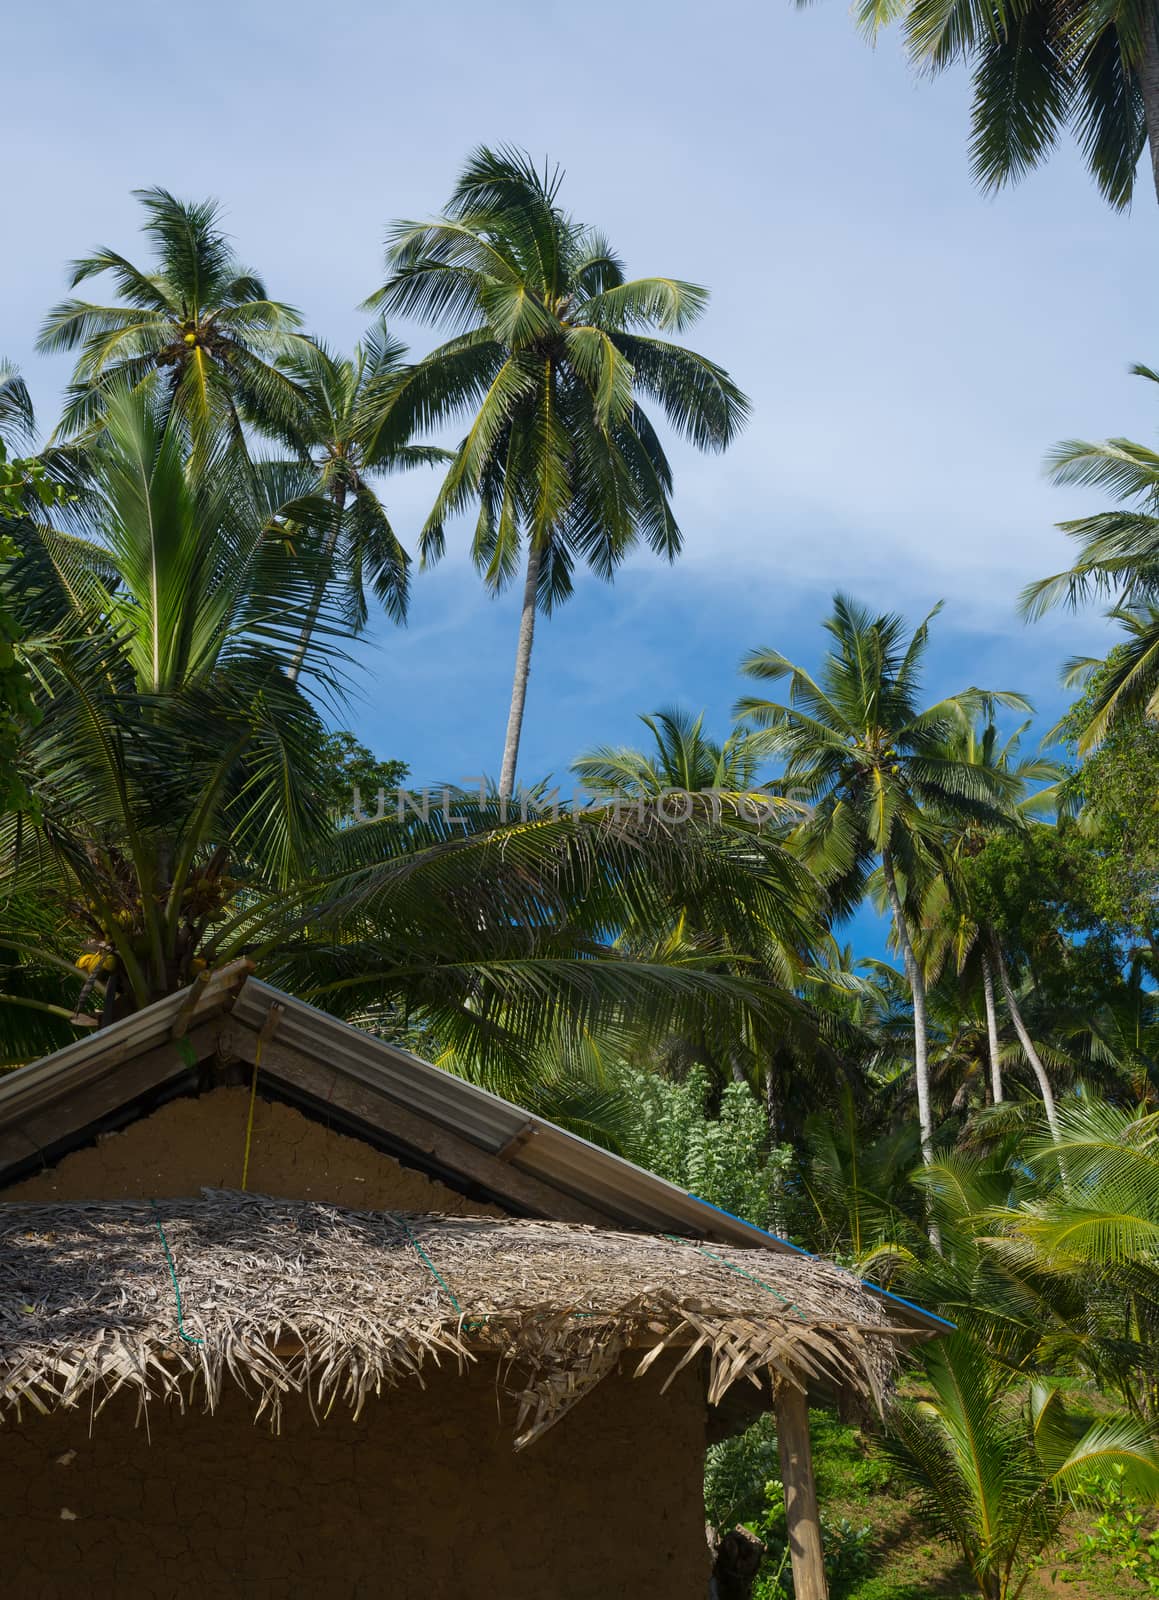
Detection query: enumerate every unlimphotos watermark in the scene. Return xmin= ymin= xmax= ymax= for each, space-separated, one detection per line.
xmin=347 ymin=778 xmax=799 ymax=829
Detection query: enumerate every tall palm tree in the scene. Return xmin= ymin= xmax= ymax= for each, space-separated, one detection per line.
xmin=736 ymin=594 xmax=1026 ymax=1172
xmin=1 ymin=386 xmax=816 ymax=1113
xmin=272 ymin=323 xmax=449 ymax=680
xmin=918 ymin=720 xmax=1063 ymax=1125
xmin=574 ymin=704 xmax=834 ymax=1138
xmin=366 ymin=146 xmax=750 ymax=797
xmin=1 ymin=375 xmax=341 ymax=1019
xmin=1023 ymin=365 xmax=1159 ymax=749
xmin=37 ymin=188 xmax=311 ymax=447
xmin=839 ymin=0 xmax=1159 ymax=207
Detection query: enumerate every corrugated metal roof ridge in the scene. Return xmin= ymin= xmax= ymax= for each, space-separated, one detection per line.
xmin=0 ymin=963 xmax=246 ymax=1125
xmin=230 ymin=977 xmax=757 ymax=1232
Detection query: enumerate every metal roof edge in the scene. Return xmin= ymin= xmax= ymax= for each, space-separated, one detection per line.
xmin=229 ymin=978 xmax=795 ymax=1238
xmin=230 ymin=981 xmax=950 ymax=1334
xmin=0 ymin=961 xmax=250 ymax=1124
xmin=686 ymin=1197 xmax=954 ymax=1333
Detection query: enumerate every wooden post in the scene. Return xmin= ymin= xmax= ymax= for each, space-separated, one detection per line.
xmin=775 ymin=1379 xmax=828 ymax=1600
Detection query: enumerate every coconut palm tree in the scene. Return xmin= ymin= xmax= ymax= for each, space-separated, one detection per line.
xmin=917 ymin=720 xmax=1064 ymax=1126
xmin=841 ymin=0 xmax=1159 ymax=208
xmin=1058 ymin=607 xmax=1159 ymax=753
xmin=37 ymin=187 xmax=311 ymax=448
xmin=0 ymin=374 xmax=343 ymax=1019
xmin=572 ymin=704 xmax=838 ymax=1138
xmin=1 ymin=384 xmax=816 ymax=1112
xmin=211 ymin=791 xmax=821 ymax=1106
xmin=573 ymin=706 xmax=765 ymax=802
xmin=1023 ymin=365 xmax=1159 ymax=749
xmin=999 ymin=1096 xmax=1159 ymax=1407
xmin=736 ymin=594 xmax=1027 ymax=1172
xmin=272 ymin=323 xmax=450 ymax=680
xmin=884 ymin=1332 xmax=1159 ymax=1600
xmin=365 ymin=145 xmax=750 ymax=797
xmin=800 ymin=1083 xmax=925 ymax=1261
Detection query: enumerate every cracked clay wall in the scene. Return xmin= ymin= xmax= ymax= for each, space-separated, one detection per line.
xmin=2 ymin=1086 xmax=503 ymax=1214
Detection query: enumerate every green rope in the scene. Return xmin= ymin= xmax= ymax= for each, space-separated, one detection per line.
xmin=394 ymin=1215 xmax=464 ymax=1316
xmin=152 ymin=1203 xmax=203 ymax=1346
xmin=664 ymin=1234 xmax=808 ymax=1322
xmin=393 ymin=1217 xmax=500 ymax=1333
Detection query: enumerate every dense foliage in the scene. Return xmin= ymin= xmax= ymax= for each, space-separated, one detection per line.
xmin=2 ymin=147 xmax=1158 ymax=1597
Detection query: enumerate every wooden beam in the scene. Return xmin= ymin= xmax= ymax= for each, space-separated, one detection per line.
xmin=496 ymin=1121 xmax=537 ymax=1162
xmin=776 ymin=1379 xmax=829 ymax=1600
xmin=218 ymin=1022 xmax=615 ymax=1227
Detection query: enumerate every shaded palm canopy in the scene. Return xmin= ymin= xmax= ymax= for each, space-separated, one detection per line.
xmin=0 ymin=379 xmax=821 ymax=1111
xmin=913 ymin=720 xmax=1063 ymax=1116
xmin=573 ymin=708 xmax=853 ymax=1136
xmin=573 ymin=706 xmax=766 ymax=800
xmin=0 ymin=377 xmax=342 ymax=1024
xmin=0 ymin=363 xmax=36 ymax=454
xmin=365 ymin=146 xmax=750 ymax=795
xmin=1024 ymin=364 xmax=1159 ymax=750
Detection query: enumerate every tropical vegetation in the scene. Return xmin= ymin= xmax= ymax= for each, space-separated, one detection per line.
xmin=2 ymin=144 xmax=1158 ymax=1597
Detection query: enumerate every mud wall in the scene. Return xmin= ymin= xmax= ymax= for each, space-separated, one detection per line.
xmin=2 ymin=1086 xmax=502 ymax=1215
xmin=0 ymin=1358 xmax=709 ymax=1599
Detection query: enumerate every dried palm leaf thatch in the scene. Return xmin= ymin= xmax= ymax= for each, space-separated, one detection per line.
xmin=0 ymin=1192 xmax=925 ymax=1448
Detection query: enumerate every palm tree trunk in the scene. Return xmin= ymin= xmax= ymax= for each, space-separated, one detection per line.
xmin=991 ymin=939 xmax=1061 ymax=1142
xmin=980 ymin=947 xmax=1003 ymax=1105
xmin=881 ymin=842 xmax=943 ymax=1252
xmin=499 ymin=540 xmax=541 ymax=801
xmin=287 ymin=485 xmax=345 ymax=686
xmin=765 ymin=1061 xmax=781 ymax=1141
xmin=880 ymin=843 xmax=936 ymax=1167
xmin=1137 ymin=19 xmax=1159 ymax=205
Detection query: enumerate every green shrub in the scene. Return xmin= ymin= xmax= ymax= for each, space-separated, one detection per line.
xmin=745 ymin=1478 xmax=873 ymax=1598
xmin=1059 ymin=1465 xmax=1159 ymax=1593
xmin=622 ymin=1064 xmax=792 ymax=1233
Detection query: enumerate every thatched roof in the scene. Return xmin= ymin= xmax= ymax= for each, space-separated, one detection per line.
xmin=0 ymin=971 xmax=947 ymax=1340
xmin=0 ymin=1192 xmax=928 ymax=1447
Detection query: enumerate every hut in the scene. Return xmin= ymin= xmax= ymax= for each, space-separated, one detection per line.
xmin=0 ymin=962 xmax=947 ymax=1598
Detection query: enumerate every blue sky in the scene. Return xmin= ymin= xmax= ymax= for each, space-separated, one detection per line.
xmin=5 ymin=0 xmax=1158 ymax=940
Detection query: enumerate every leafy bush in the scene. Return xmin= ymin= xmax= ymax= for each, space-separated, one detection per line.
xmin=745 ymin=1478 xmax=873 ymax=1599
xmin=709 ymin=1413 xmax=883 ymax=1599
xmin=1060 ymin=1465 xmax=1159 ymax=1593
xmin=621 ymin=1064 xmax=791 ymax=1231
xmin=708 ymin=1411 xmax=889 ymax=1532
xmin=706 ymin=1415 xmax=782 ymax=1530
